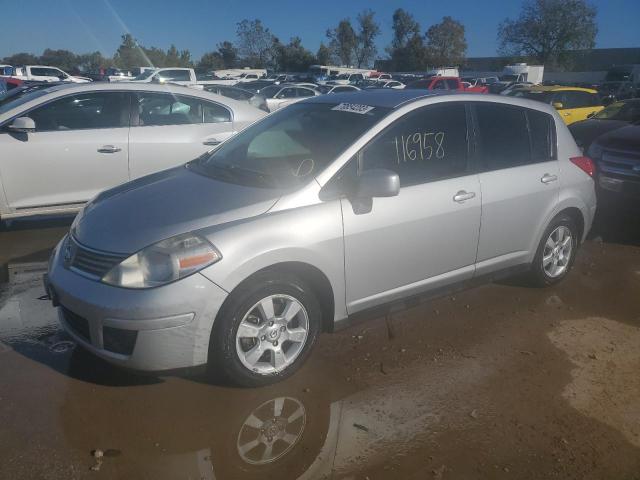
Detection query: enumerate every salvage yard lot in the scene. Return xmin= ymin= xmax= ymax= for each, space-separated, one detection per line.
xmin=0 ymin=201 xmax=639 ymax=479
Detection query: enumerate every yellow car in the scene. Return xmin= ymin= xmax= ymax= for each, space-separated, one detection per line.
xmin=508 ymin=86 xmax=604 ymax=125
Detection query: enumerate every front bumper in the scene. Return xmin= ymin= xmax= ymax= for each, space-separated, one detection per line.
xmin=47 ymin=237 xmax=228 ymax=371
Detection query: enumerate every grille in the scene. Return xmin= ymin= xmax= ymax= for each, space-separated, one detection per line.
xmin=61 ymin=306 xmax=91 ymax=343
xmin=103 ymin=327 xmax=138 ymax=356
xmin=68 ymin=237 xmax=127 ymax=279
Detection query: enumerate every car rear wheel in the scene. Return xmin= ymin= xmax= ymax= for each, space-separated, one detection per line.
xmin=528 ymin=214 xmax=578 ymax=287
xmin=210 ymin=272 xmax=321 ymax=387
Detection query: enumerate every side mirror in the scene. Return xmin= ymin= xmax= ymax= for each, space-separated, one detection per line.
xmin=552 ymin=102 xmax=564 ymax=110
xmin=354 ymin=169 xmax=400 ymax=198
xmin=8 ymin=117 xmax=36 ymax=133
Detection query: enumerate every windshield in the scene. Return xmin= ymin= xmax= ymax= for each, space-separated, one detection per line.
xmin=0 ymin=87 xmax=57 ymax=115
xmin=188 ymin=102 xmax=390 ymax=189
xmin=593 ymin=100 xmax=640 ymax=121
xmin=133 ymin=69 xmax=156 ymax=80
xmin=501 ymin=74 xmax=519 ymax=82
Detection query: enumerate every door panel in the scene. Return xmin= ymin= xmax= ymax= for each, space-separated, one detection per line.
xmin=128 ymin=123 xmax=233 ymax=179
xmin=473 ymin=103 xmax=559 ymax=274
xmin=340 ymin=102 xmax=480 ymax=313
xmin=342 ymin=175 xmax=481 ymax=312
xmin=0 ymin=129 xmax=129 ymax=210
xmin=128 ymin=92 xmax=235 ymax=179
xmin=476 ymin=161 xmax=559 ymax=272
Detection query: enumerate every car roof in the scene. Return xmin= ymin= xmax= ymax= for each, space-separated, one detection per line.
xmin=301 ymin=89 xmax=561 ymax=115
xmin=303 ymin=89 xmax=440 ymax=108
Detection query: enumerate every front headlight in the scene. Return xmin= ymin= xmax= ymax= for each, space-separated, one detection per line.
xmin=102 ymin=233 xmax=221 ymax=289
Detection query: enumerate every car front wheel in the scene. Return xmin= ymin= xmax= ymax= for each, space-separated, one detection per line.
xmin=210 ymin=272 xmax=321 ymax=387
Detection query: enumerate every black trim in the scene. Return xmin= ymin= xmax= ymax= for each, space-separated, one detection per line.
xmin=334 ymin=262 xmax=531 ymax=332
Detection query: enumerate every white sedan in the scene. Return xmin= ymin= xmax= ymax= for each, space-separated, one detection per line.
xmin=249 ymin=84 xmax=319 ymax=112
xmin=0 ymin=82 xmax=266 ymax=220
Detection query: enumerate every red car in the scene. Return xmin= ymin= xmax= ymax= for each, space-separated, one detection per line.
xmin=406 ymin=76 xmax=488 ymax=94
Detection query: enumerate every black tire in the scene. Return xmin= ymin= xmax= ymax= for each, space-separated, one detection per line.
xmin=209 ymin=271 xmax=321 ymax=387
xmin=527 ymin=214 xmax=579 ymax=287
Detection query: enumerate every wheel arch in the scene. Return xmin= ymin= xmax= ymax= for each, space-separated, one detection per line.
xmin=214 ymin=261 xmax=337 ymax=334
xmin=555 ymin=206 xmax=585 ymax=244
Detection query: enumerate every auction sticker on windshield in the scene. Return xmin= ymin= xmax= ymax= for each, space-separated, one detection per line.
xmin=331 ymin=103 xmax=375 ymax=114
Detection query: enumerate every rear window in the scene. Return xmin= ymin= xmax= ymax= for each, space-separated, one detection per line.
xmin=475 ymin=103 xmax=555 ymax=170
xmin=476 ymin=103 xmax=530 ymax=170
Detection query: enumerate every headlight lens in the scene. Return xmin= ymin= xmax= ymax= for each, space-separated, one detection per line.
xmin=102 ymin=233 xmax=221 ymax=288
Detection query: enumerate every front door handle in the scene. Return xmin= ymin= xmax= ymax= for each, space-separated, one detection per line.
xmin=453 ymin=190 xmax=476 ymax=203
xmin=563 ymin=112 xmax=571 ymax=117
xmin=97 ymin=145 xmax=121 ymax=153
xmin=203 ymin=138 xmax=221 ymax=146
xmin=541 ymin=173 xmax=558 ymax=184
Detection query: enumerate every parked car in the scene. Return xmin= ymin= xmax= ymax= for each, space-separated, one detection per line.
xmin=0 ymin=82 xmax=266 ymax=220
xmin=507 ymin=86 xmax=604 ymax=125
xmin=236 ymin=80 xmax=275 ymax=93
xmin=569 ymin=99 xmax=640 ymax=150
xmin=10 ymin=65 xmax=91 ymax=83
xmin=45 ymin=90 xmax=596 ymax=387
xmin=587 ymin=123 xmax=640 ymax=199
xmin=316 ymin=84 xmax=360 ymax=94
xmin=0 ymin=65 xmax=13 ymax=76
xmin=406 ymin=76 xmax=488 ymax=93
xmin=201 ymin=84 xmax=255 ymax=102
xmin=249 ymin=84 xmax=319 ymax=112
xmin=0 ymin=81 xmax=65 ymax=106
xmin=327 ymin=73 xmax=367 ymax=85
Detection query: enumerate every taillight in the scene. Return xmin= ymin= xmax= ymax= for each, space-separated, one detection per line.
xmin=570 ymin=156 xmax=595 ymax=177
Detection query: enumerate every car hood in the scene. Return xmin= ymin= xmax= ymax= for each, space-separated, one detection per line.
xmin=72 ymin=166 xmax=281 ymax=254
xmin=569 ymin=119 xmax=629 ymax=148
xmin=594 ymin=124 xmax=640 ymax=151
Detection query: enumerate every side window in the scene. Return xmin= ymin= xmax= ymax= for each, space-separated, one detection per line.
xmin=29 ymin=92 xmax=130 ymax=132
xmin=202 ymin=101 xmax=231 ymax=123
xmin=136 ymin=93 xmax=202 ymax=126
xmin=527 ymin=109 xmax=555 ymax=163
xmin=360 ymin=103 xmax=469 ymax=186
xmin=31 ymin=67 xmax=61 ymax=77
xmin=433 ymin=80 xmax=448 ymax=90
xmin=445 ymin=79 xmax=459 ymax=90
xmin=281 ymin=88 xmax=298 ymax=98
xmin=159 ymin=70 xmax=191 ymax=82
xmin=475 ymin=103 xmax=530 ymax=170
xmin=296 ymin=88 xmax=315 ymax=97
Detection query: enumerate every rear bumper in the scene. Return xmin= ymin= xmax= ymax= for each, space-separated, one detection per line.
xmin=597 ymin=174 xmax=640 ymax=199
xmin=47 ymin=236 xmax=228 ymax=371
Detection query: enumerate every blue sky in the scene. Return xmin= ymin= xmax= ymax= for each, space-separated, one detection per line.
xmin=0 ymin=0 xmax=638 ymax=60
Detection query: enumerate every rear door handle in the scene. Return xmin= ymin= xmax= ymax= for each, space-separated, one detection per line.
xmin=97 ymin=145 xmax=121 ymax=153
xmin=541 ymin=173 xmax=558 ymax=184
xmin=203 ymin=138 xmax=221 ymax=146
xmin=453 ymin=190 xmax=476 ymax=203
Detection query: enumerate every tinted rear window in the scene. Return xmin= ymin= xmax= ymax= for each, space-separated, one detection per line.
xmin=475 ymin=103 xmax=530 ymax=170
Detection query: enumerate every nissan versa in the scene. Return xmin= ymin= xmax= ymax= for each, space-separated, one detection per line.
xmin=46 ymin=90 xmax=597 ymax=387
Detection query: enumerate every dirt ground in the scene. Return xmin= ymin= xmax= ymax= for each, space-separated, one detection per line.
xmin=0 ymin=201 xmax=639 ymax=480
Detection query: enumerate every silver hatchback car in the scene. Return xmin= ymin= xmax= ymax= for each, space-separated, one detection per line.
xmin=46 ymin=90 xmax=597 ymax=386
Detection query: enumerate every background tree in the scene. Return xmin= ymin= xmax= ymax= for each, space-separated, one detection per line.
xmin=39 ymin=49 xmax=78 ymax=72
xmin=389 ymin=8 xmax=420 ymax=50
xmin=315 ymin=43 xmax=331 ymax=65
xmin=425 ymin=16 xmax=467 ymax=66
xmin=236 ymin=19 xmax=275 ymax=67
xmin=274 ymin=37 xmax=315 ymax=71
xmin=217 ymin=41 xmax=238 ymax=68
xmin=141 ymin=46 xmax=167 ymax=67
xmin=387 ymin=9 xmax=425 ymax=71
xmin=498 ymin=0 xmax=598 ymax=66
xmin=77 ymin=51 xmax=111 ymax=72
xmin=112 ymin=34 xmax=148 ymax=69
xmin=2 ymin=52 xmax=40 ymax=65
xmin=326 ymin=19 xmax=357 ymax=66
xmin=197 ymin=51 xmax=224 ymax=72
xmin=353 ymin=9 xmax=380 ymax=68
